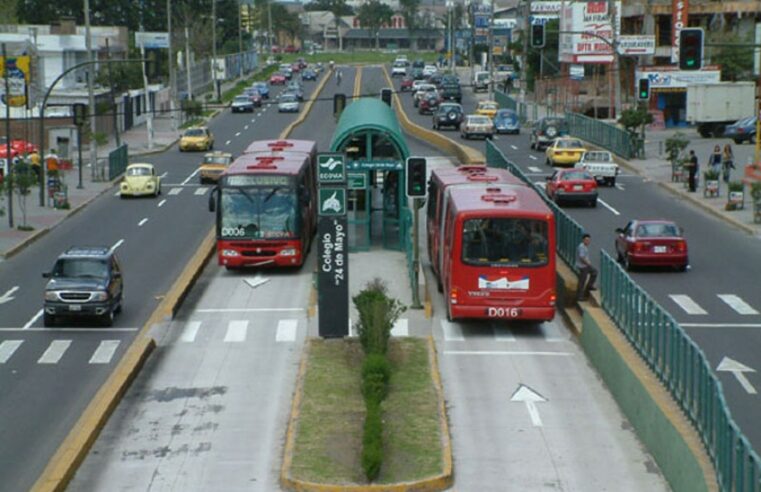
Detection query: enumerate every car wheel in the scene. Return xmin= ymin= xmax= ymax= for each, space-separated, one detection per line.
xmin=590 ymin=199 xmax=597 ymax=208
xmin=676 ymin=264 xmax=688 ymax=272
xmin=114 ymin=299 xmax=123 ymax=314
xmin=623 ymin=255 xmax=633 ymax=271
xmin=546 ymin=158 xmax=552 ymax=167
xmin=616 ymin=247 xmax=624 ymax=264
xmin=530 ymin=139 xmax=535 ymax=150
xmin=609 ymin=177 xmax=616 ymax=187
xmin=43 ymin=313 xmax=55 ymax=327
xmin=733 ymin=138 xmax=743 ymax=145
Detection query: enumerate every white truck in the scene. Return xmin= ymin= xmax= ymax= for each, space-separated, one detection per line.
xmin=686 ymin=82 xmax=756 ymax=138
xmin=575 ymin=150 xmax=619 ymax=186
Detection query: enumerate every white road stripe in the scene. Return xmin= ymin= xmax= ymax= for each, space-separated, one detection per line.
xmin=138 ymin=218 xmax=148 ymax=227
xmin=197 ymin=307 xmax=305 ymax=313
xmin=168 ymin=187 xmax=182 ymax=195
xmin=597 ymin=198 xmax=621 ymax=215
xmin=0 ymin=340 xmax=22 ymax=363
xmin=528 ymin=166 xmax=542 ymax=173
xmin=180 ymin=321 xmax=201 ymax=342
xmin=441 ymin=320 xmax=465 ymax=341
xmin=114 ymin=190 xmax=120 ymax=197
xmin=158 ymin=199 xmax=167 ymax=207
xmin=717 ymin=295 xmax=759 ymax=315
xmin=110 ymin=239 xmax=125 ymax=252
xmin=225 ymin=140 xmax=231 ymax=145
xmin=0 ymin=327 xmax=138 ymax=332
xmin=444 ymin=350 xmax=573 ymax=356
xmin=23 ymin=309 xmax=43 ymax=330
xmin=89 ymin=340 xmax=120 ymax=364
xmin=38 ymin=340 xmax=71 ymax=364
xmin=615 ymin=183 xmax=625 ymax=191
xmin=276 ymin=319 xmax=298 ymax=342
xmin=669 ymin=294 xmax=708 ymax=315
xmin=235 ymin=132 xmax=241 ymax=137
xmin=510 ymin=145 xmax=518 ymax=150
xmin=251 ymin=118 xmax=256 ymax=123
xmin=492 ymin=323 xmax=516 ymax=342
xmin=529 ymin=155 xmax=538 ymax=160
xmin=391 ymin=319 xmax=409 ymax=337
xmin=194 ymin=188 xmax=209 ymax=195
xmin=181 ymin=168 xmax=200 ymax=185
xmin=244 ymin=125 xmax=249 ymax=130
xmin=224 ymin=320 xmax=248 ymax=342
xmin=160 ymin=172 xmax=168 ymax=178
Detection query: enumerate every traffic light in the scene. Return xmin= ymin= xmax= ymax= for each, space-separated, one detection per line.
xmin=679 ymin=28 xmax=704 ymax=70
xmin=406 ymin=157 xmax=427 ymax=198
xmin=637 ymin=79 xmax=650 ymax=100
xmin=72 ymin=103 xmax=87 ymax=127
xmin=333 ymin=93 xmax=346 ymax=117
xmin=380 ymin=88 xmax=392 ymax=107
xmin=531 ymin=24 xmax=545 ymax=49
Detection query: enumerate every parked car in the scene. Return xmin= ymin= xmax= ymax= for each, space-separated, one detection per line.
xmin=439 ymin=83 xmax=462 ymax=103
xmin=199 ymin=151 xmax=233 ymax=184
xmin=615 ymin=220 xmax=688 ymax=271
xmin=575 ymin=150 xmax=619 ymax=186
xmin=120 ymin=163 xmax=161 ymax=198
xmin=723 ymin=116 xmax=757 ymax=144
xmin=461 ymin=114 xmax=494 ymax=140
xmin=475 ymin=100 xmax=499 ymax=119
xmin=530 ymin=117 xmax=570 ymax=150
xmin=284 ymin=45 xmax=298 ymax=53
xmin=179 ymin=126 xmax=214 ymax=151
xmin=42 ymin=246 xmax=124 ymax=327
xmin=278 ymin=93 xmax=300 ymax=112
xmin=493 ymin=109 xmax=520 ymax=134
xmin=269 ymin=72 xmax=286 ymax=85
xmin=231 ymin=95 xmax=255 ymax=113
xmin=413 ymin=84 xmax=438 ymax=107
xmin=418 ymin=92 xmax=441 ymax=115
xmin=302 ymin=68 xmax=317 ymax=81
xmin=472 ymin=71 xmax=490 ymax=92
xmin=400 ymin=76 xmax=415 ymax=92
xmin=432 ymin=103 xmax=464 ymax=130
xmin=392 ymin=61 xmax=408 ymax=77
xmin=545 ymin=137 xmax=587 ymax=167
xmin=271 ymin=45 xmax=281 ymax=53
xmin=544 ymin=168 xmax=598 ymax=207
xmin=252 ymin=82 xmax=269 ymax=99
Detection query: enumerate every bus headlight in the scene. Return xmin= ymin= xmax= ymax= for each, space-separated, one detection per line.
xmin=221 ymin=249 xmax=240 ymax=257
xmin=280 ymin=248 xmax=296 ymax=256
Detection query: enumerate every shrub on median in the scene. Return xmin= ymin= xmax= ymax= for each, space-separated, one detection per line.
xmin=353 ymin=278 xmax=405 ymax=355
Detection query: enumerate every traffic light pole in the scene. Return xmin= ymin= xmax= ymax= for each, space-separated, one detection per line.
xmin=411 ymin=198 xmax=422 ymax=309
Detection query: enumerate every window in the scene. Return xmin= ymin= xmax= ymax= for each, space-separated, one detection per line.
xmin=461 ymin=218 xmax=549 ymax=266
xmin=54 ymin=258 xmax=109 ymax=279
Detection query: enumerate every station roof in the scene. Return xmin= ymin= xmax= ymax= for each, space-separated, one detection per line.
xmin=330 ymin=98 xmax=410 ymax=160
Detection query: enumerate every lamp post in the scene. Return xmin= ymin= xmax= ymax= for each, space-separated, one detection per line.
xmin=212 ymin=0 xmax=221 ymax=102
xmin=488 ymin=0 xmax=496 ymax=99
xmin=167 ymin=0 xmax=177 ymax=131
xmin=84 ymin=0 xmax=97 ymax=182
xmin=238 ymin=0 xmax=244 ymax=78
xmin=446 ymin=0 xmax=453 ymax=72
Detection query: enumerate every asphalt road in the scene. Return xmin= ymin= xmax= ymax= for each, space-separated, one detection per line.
xmin=390 ymin=71 xmax=761 ymax=454
xmin=0 ymin=71 xmax=327 ymax=492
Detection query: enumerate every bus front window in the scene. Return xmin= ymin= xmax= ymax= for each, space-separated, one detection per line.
xmin=462 ymin=218 xmax=548 ymax=266
xmin=220 ymin=186 xmax=298 ymax=239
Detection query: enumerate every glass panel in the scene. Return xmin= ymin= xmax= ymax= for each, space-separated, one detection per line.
xmin=461 ymin=218 xmax=549 ymax=266
xmin=220 ymin=185 xmax=298 ymax=239
xmin=343 ymin=134 xmax=367 ymax=161
xmin=371 ymin=134 xmax=400 ymax=161
xmin=54 ymin=259 xmax=109 ymax=279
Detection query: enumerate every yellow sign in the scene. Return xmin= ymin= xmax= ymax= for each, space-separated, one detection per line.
xmin=0 ymin=55 xmax=30 ymax=107
xmin=492 ymin=46 xmax=503 ymax=55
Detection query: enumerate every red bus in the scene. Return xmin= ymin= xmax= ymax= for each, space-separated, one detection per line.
xmin=244 ymin=139 xmax=317 ymax=157
xmin=427 ymin=166 xmax=556 ymax=322
xmin=209 ymin=140 xmax=317 ymax=268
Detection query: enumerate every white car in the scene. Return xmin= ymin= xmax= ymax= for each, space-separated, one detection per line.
xmin=423 ymin=65 xmax=437 ymax=77
xmin=394 ymin=55 xmax=408 ymax=64
xmin=413 ymin=84 xmax=438 ymax=107
xmin=391 ymin=61 xmax=408 ymax=77
xmin=278 ymin=93 xmax=300 ymax=113
xmin=575 ymin=150 xmax=620 ymax=186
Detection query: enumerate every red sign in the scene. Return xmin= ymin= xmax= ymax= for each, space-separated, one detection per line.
xmin=671 ymin=0 xmax=688 ymax=64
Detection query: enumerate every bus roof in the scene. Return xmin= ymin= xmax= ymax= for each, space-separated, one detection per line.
xmin=432 ymin=165 xmax=525 ymax=188
xmin=224 ymin=152 xmax=310 ymax=177
xmin=243 ymin=139 xmax=316 ymax=155
xmin=447 ymin=183 xmax=552 ymax=219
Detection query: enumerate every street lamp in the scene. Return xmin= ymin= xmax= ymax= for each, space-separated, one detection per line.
xmin=446 ymin=0 xmax=453 ymax=72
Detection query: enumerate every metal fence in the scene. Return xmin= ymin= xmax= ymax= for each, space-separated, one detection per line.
xmin=494 ymin=91 xmax=530 ymax=123
xmin=108 ymin=144 xmax=128 ymax=180
xmin=400 ymin=206 xmax=416 ymax=298
xmin=600 ymin=250 xmax=761 ymax=492
xmin=565 ymin=112 xmax=643 ymax=159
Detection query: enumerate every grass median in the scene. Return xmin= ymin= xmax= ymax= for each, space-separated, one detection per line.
xmin=290 ymin=337 xmax=443 ymax=485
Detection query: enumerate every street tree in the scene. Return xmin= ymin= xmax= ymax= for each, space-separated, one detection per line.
xmin=399 ymin=0 xmax=420 ymax=50
xmin=708 ymin=31 xmax=754 ymax=81
xmin=10 ymin=161 xmax=37 ymax=230
xmin=357 ymin=0 xmax=393 ymax=49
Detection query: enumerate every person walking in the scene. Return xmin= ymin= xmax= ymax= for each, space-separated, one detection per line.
xmin=708 ymin=144 xmax=722 ymax=175
xmin=575 ymin=233 xmax=597 ymax=302
xmin=722 ymin=143 xmax=735 ymax=183
xmin=686 ymin=149 xmax=698 ymax=192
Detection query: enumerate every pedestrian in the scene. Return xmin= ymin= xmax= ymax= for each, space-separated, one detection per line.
xmin=336 ymin=69 xmax=342 ymax=86
xmin=686 ymin=149 xmax=698 ymax=192
xmin=575 ymin=233 xmax=597 ymax=302
xmin=722 ymin=143 xmax=735 ymax=183
xmin=708 ymin=144 xmax=722 ymax=175
xmin=29 ymin=150 xmax=41 ymax=180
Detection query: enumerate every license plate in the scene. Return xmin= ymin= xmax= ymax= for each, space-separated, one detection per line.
xmin=69 ymin=304 xmax=82 ymax=311
xmin=653 ymin=246 xmax=667 ymax=253
xmin=573 ymin=185 xmax=583 ymax=191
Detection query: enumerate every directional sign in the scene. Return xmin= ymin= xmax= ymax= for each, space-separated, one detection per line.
xmin=244 ymin=276 xmax=270 ymax=289
xmin=319 ymin=188 xmax=346 ymax=216
xmin=617 ymin=35 xmax=656 ymax=56
xmin=317 ymin=153 xmax=346 ymax=184
xmin=318 ymin=216 xmax=349 ymax=338
xmin=511 ymin=384 xmax=547 ymax=427
xmin=717 ymin=357 xmax=757 ymax=394
xmin=347 ymin=172 xmax=367 ymax=190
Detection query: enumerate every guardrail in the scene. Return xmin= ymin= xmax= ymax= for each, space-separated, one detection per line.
xmin=108 ymin=144 xmax=128 ymax=180
xmin=565 ymin=112 xmax=643 ymax=159
xmin=600 ymin=250 xmax=761 ymax=492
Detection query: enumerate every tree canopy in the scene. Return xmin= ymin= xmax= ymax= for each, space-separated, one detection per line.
xmin=357 ymin=0 xmax=393 ymax=48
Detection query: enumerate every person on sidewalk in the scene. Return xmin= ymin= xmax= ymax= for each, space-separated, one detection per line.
xmin=708 ymin=144 xmax=722 ymax=175
xmin=29 ymin=150 xmax=41 ymax=180
xmin=722 ymin=144 xmax=735 ymax=183
xmin=686 ymin=150 xmax=698 ymax=192
xmin=575 ymin=233 xmax=597 ymax=302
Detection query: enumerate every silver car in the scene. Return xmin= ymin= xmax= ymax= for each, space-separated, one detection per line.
xmin=278 ymin=93 xmax=300 ymax=113
xmin=231 ymin=95 xmax=254 ymax=113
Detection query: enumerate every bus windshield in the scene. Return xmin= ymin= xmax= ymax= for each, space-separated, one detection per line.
xmin=461 ymin=218 xmax=549 ymax=266
xmin=220 ymin=185 xmax=298 ymax=239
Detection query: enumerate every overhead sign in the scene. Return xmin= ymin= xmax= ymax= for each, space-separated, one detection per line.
xmin=135 ymin=32 xmax=170 ymax=49
xmin=0 ymin=55 xmax=30 ymax=107
xmin=347 ymin=172 xmax=367 ymax=190
xmin=558 ymin=1 xmax=621 ymax=64
xmin=317 ymin=153 xmax=346 ymax=183
xmin=671 ymin=0 xmax=689 ymax=64
xmin=617 ymin=35 xmax=655 ymax=55
xmin=635 ymin=67 xmax=721 ymax=90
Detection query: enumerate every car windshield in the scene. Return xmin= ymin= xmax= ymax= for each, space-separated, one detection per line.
xmin=184 ymin=129 xmax=205 ymax=137
xmin=439 ymin=105 xmax=460 ymax=113
xmin=234 ymin=96 xmax=250 ymax=103
xmin=561 ymin=171 xmax=592 ymax=181
xmin=461 ymin=218 xmax=549 ymax=267
xmin=203 ymin=155 xmax=230 ymax=165
xmin=280 ymin=94 xmax=297 ymax=102
xmin=53 ymin=258 xmax=109 ymax=279
xmin=480 ymin=103 xmax=497 ymax=110
xmin=127 ymin=166 xmax=151 ymax=176
xmin=583 ymin=151 xmax=611 ymax=162
xmin=636 ymin=223 xmax=680 ymax=238
xmin=220 ymin=185 xmax=298 ymax=239
xmin=556 ymin=139 xmax=583 ymax=149
xmin=476 ymin=73 xmax=489 ymax=81
xmin=543 ymin=118 xmax=568 ymax=130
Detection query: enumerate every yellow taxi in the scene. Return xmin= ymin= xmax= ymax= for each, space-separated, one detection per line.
xmin=475 ymin=100 xmax=499 ymax=119
xmin=199 ymin=151 xmax=233 ymax=184
xmin=545 ymin=137 xmax=587 ymax=167
xmin=120 ymin=163 xmax=161 ymax=197
xmin=179 ymin=126 xmax=214 ymax=152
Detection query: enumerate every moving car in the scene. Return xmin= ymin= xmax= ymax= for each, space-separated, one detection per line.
xmin=432 ymin=103 xmax=464 ymax=130
xmin=392 ymin=61 xmax=408 ymax=77
xmin=411 ymin=67 xmax=425 ymax=80
xmin=279 ymin=63 xmax=293 ymax=79
xmin=423 ymin=65 xmax=437 ymax=77
xmin=544 ymin=168 xmax=597 ymax=207
xmin=545 ymin=137 xmax=586 ymax=167
xmin=302 ymin=68 xmax=317 ymax=81
xmin=199 ymin=151 xmax=233 ymax=184
xmin=42 ymin=246 xmax=124 ymax=327
xmin=269 ymin=72 xmax=287 ymax=85
xmin=575 ymin=150 xmax=619 ymax=186
xmin=472 ymin=71 xmax=490 ymax=92
xmin=723 ymin=116 xmax=757 ymax=144
xmin=418 ymin=92 xmax=441 ymax=115
xmin=439 ymin=82 xmax=462 ymax=103
xmin=231 ymin=95 xmax=255 ymax=113
xmin=179 ymin=126 xmax=214 ymax=151
xmin=400 ymin=76 xmax=414 ymax=92
xmin=120 ymin=163 xmax=161 ymax=197
xmin=530 ymin=117 xmax=569 ymax=150
xmin=252 ymin=82 xmax=270 ymax=99
xmin=615 ymin=220 xmax=688 ymax=271
xmin=493 ymin=109 xmax=520 ymax=134
xmin=461 ymin=114 xmax=494 ymax=140
xmin=286 ymin=80 xmax=304 ymax=100
xmin=278 ymin=93 xmax=300 ymax=112
xmin=413 ymin=84 xmax=438 ymax=107
xmin=242 ymin=88 xmax=263 ymax=107
xmin=475 ymin=100 xmax=499 ymax=119
xmin=290 ymin=62 xmax=301 ymax=73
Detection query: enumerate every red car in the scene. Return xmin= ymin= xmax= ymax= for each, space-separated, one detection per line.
xmin=271 ymin=45 xmax=281 ymax=53
xmin=544 ymin=168 xmax=597 ymax=207
xmin=284 ymin=45 xmax=298 ymax=53
xmin=248 ymin=90 xmax=263 ymax=107
xmin=10 ymin=139 xmax=38 ymax=154
xmin=400 ymin=76 xmax=414 ymax=92
xmin=418 ymin=92 xmax=441 ymax=115
xmin=269 ymin=72 xmax=286 ymax=85
xmin=291 ymin=62 xmax=301 ymax=73
xmin=615 ymin=220 xmax=688 ymax=271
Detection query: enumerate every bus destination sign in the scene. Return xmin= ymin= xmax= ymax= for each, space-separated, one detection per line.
xmin=224 ymin=175 xmax=291 ymax=187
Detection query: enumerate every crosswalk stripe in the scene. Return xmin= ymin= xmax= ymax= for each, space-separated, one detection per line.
xmin=224 ymin=320 xmax=248 ymax=342
xmin=168 ymin=187 xmax=182 ymax=195
xmin=38 ymin=340 xmax=71 ymax=364
xmin=669 ymin=295 xmax=707 ymax=315
xmin=391 ymin=319 xmax=409 ymax=337
xmin=491 ymin=322 xmax=515 ymax=342
xmin=441 ymin=320 xmax=465 ymax=341
xmin=0 ymin=340 xmax=22 ymax=363
xmin=276 ymin=319 xmax=298 ymax=342
xmin=717 ymin=294 xmax=760 ymax=315
xmin=194 ymin=188 xmax=208 ymax=196
xmin=89 ymin=340 xmax=120 ymax=364
xmin=180 ymin=321 xmax=201 ymax=342
xmin=528 ymin=166 xmax=542 ymax=173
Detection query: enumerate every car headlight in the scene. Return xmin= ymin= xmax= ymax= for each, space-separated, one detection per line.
xmin=120 ymin=183 xmax=128 ymax=190
xmin=44 ymin=291 xmax=59 ymax=301
xmin=280 ymin=248 xmax=296 ymax=256
xmin=92 ymin=291 xmax=109 ymax=301
xmin=221 ymin=249 xmax=240 ymax=257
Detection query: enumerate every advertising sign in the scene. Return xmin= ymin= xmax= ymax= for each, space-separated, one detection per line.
xmin=671 ymin=0 xmax=689 ymax=64
xmin=317 ymin=153 xmax=346 ymax=183
xmin=0 ymin=56 xmax=30 ymax=107
xmin=135 ymin=32 xmax=170 ymax=49
xmin=635 ymin=67 xmax=721 ymax=90
xmin=558 ymin=1 xmax=621 ymax=64
xmin=318 ymin=216 xmax=349 ymax=338
xmin=617 ymin=35 xmax=656 ymax=55
xmin=570 ymin=64 xmax=584 ymax=80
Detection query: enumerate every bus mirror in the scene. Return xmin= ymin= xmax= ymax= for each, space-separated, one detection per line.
xmin=208 ymin=189 xmax=216 ymax=212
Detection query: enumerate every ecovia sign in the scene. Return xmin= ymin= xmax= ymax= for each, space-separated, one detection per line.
xmin=317 ymin=153 xmax=346 ymax=184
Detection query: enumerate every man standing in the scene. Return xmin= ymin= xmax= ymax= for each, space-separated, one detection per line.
xmin=576 ymin=233 xmax=597 ymax=302
xmin=686 ymin=149 xmax=698 ymax=192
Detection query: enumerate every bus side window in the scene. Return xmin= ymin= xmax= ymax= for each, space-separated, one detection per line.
xmin=427 ymin=181 xmax=438 ymax=220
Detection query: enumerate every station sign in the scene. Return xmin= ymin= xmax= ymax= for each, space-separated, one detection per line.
xmin=317 ymin=153 xmax=346 ymax=183
xmin=347 ymin=172 xmax=367 ymax=190
xmin=134 ymin=32 xmax=170 ymax=49
xmin=319 ymin=188 xmax=346 ymax=216
xmin=318 ymin=216 xmax=349 ymax=338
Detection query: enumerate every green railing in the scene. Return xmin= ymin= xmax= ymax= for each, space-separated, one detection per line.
xmin=494 ymin=90 xmax=529 ymax=123
xmin=600 ymin=250 xmax=761 ymax=492
xmin=400 ymin=206 xmax=416 ymax=300
xmin=485 ymin=140 xmax=583 ymax=271
xmin=564 ymin=112 xmax=643 ymax=159
xmin=108 ymin=144 xmax=128 ymax=180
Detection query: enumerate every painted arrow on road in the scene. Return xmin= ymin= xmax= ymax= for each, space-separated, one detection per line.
xmin=511 ymin=384 xmax=547 ymax=427
xmin=0 ymin=286 xmax=19 ymax=305
xmin=717 ymin=357 xmax=757 ymax=395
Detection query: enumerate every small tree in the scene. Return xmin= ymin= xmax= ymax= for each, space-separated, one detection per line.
xmin=11 ymin=161 xmax=37 ymax=230
xmin=352 ymin=278 xmax=406 ymax=355
xmin=665 ymin=131 xmax=689 ymax=167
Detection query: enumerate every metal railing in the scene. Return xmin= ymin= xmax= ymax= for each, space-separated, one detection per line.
xmin=565 ymin=112 xmax=643 ymax=159
xmin=600 ymin=250 xmax=761 ymax=492
xmin=400 ymin=206 xmax=416 ymax=300
xmin=108 ymin=144 xmax=128 ymax=180
xmin=494 ymin=90 xmax=529 ymax=123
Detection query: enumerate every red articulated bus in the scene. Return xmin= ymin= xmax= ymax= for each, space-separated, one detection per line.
xmin=427 ymin=165 xmax=556 ymax=322
xmin=209 ymin=140 xmax=317 ymax=268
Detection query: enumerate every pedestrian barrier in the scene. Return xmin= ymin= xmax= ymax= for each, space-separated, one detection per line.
xmin=600 ymin=250 xmax=761 ymax=492
xmin=108 ymin=144 xmax=128 ymax=181
xmin=494 ymin=90 xmax=529 ymax=123
xmin=565 ymin=112 xmax=642 ymax=159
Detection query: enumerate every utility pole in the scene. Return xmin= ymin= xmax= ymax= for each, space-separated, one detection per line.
xmin=168 ymin=0 xmax=177 ymax=131
xmin=3 ymin=43 xmax=13 ymax=228
xmin=185 ymin=26 xmax=193 ymax=100
xmin=268 ymin=0 xmax=274 ymax=54
xmin=488 ymin=0 xmax=495 ymax=99
xmin=608 ymin=0 xmax=621 ymax=119
xmin=522 ymin=0 xmax=530 ymax=104
xmin=84 ymin=0 xmax=97 ymax=181
xmin=139 ymin=40 xmax=155 ymax=149
xmin=105 ymin=38 xmax=120 ymax=148
xmin=212 ymin=0 xmax=220 ymax=101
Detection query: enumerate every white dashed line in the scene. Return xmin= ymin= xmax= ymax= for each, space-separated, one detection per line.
xmin=244 ymin=125 xmax=249 ymax=130
xmin=111 ymin=239 xmax=125 ymax=252
xmin=38 ymin=340 xmax=71 ymax=364
xmin=168 ymin=188 xmax=182 ymax=195
xmin=160 ymin=172 xmax=168 ymax=178
xmin=615 ymin=183 xmax=625 ymax=190
xmin=89 ymin=340 xmax=121 ymax=364
xmin=22 ymin=310 xmax=42 ymax=330
xmin=528 ymin=166 xmax=542 ymax=173
xmin=276 ymin=319 xmax=298 ymax=342
xmin=597 ymin=198 xmax=620 ymax=215
xmin=180 ymin=321 xmax=202 ymax=342
xmin=158 ymin=199 xmax=167 ymax=207
xmin=0 ymin=340 xmax=22 ymax=363
xmin=235 ymin=132 xmax=241 ymax=137
xmin=441 ymin=320 xmax=465 ymax=341
xmin=194 ymin=188 xmax=209 ymax=195
xmin=510 ymin=145 xmax=518 ymax=150
xmin=529 ymin=155 xmax=538 ymax=160
xmin=225 ymin=140 xmax=231 ymax=145
xmin=138 ymin=218 xmax=148 ymax=227
xmin=181 ymin=168 xmax=200 ymax=185
xmin=114 ymin=191 xmax=120 ymax=197
xmin=224 ymin=320 xmax=248 ymax=342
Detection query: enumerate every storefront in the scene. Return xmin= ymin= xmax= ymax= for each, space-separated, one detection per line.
xmin=635 ymin=66 xmax=721 ymax=128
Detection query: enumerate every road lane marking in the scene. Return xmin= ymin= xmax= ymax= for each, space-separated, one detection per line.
xmin=0 ymin=286 xmax=19 ymax=304
xmin=114 ymin=191 xmax=120 ymax=197
xmin=244 ymin=125 xmax=249 ymax=130
xmin=224 ymin=320 xmax=248 ymax=342
xmin=180 ymin=321 xmax=201 ymax=342
xmin=444 ymin=350 xmax=573 ymax=356
xmin=168 ymin=187 xmax=182 ymax=195
xmin=391 ymin=319 xmax=409 ymax=337
xmin=0 ymin=340 xmax=22 ymax=363
xmin=540 ymin=323 xmax=566 ymax=342
xmin=597 ymin=198 xmax=621 ymax=215
xmin=110 ymin=239 xmax=125 ymax=252
xmin=491 ymin=322 xmax=515 ymax=342
xmin=89 ymin=340 xmax=121 ymax=364
xmin=180 ymin=168 xmax=200 ymax=186
xmin=38 ymin=340 xmax=71 ymax=364
xmin=251 ymin=118 xmax=256 ymax=123
xmin=138 ymin=218 xmax=148 ymax=227
xmin=717 ymin=294 xmax=759 ymax=315
xmin=528 ymin=166 xmax=542 ymax=173
xmin=717 ymin=357 xmax=757 ymax=394
xmin=194 ymin=188 xmax=209 ymax=196
xmin=510 ymin=145 xmax=518 ymax=150
xmin=158 ymin=199 xmax=167 ymax=207
xmin=529 ymin=155 xmax=538 ymax=160
xmin=669 ymin=294 xmax=707 ymax=315
xmin=615 ymin=183 xmax=625 ymax=190
xmin=235 ymin=132 xmax=241 ymax=137
xmin=197 ymin=307 xmax=305 ymax=313
xmin=441 ymin=320 xmax=465 ymax=341
xmin=276 ymin=319 xmax=298 ymax=342
xmin=225 ymin=140 xmax=231 ymax=145
xmin=160 ymin=172 xmax=168 ymax=178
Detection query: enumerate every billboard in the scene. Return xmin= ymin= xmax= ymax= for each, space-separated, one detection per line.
xmin=0 ymin=56 xmax=31 ymax=107
xmin=635 ymin=67 xmax=721 ymax=90
xmin=135 ymin=32 xmax=170 ymax=49
xmin=558 ymin=1 xmax=621 ymax=64
xmin=671 ymin=0 xmax=688 ymax=64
